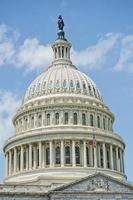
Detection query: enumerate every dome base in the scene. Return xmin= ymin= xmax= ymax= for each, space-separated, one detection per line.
xmin=4 ymin=167 xmax=126 ymax=186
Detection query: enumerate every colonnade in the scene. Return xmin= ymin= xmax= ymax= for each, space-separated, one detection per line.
xmin=15 ymin=110 xmax=113 ymax=134
xmin=5 ymin=140 xmax=124 ymax=177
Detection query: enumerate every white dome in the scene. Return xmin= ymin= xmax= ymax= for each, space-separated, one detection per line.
xmin=23 ymin=64 xmax=102 ymax=104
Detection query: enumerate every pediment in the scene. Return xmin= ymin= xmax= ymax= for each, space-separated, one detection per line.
xmin=55 ymin=173 xmax=133 ymax=193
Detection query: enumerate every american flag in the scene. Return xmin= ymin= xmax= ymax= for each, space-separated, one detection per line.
xmin=92 ymin=135 xmax=96 ymax=148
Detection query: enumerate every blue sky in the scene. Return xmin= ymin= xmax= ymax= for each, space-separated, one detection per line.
xmin=0 ymin=0 xmax=133 ymax=183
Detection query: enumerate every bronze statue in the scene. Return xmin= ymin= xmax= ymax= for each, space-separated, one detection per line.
xmin=58 ymin=15 xmax=64 ymax=31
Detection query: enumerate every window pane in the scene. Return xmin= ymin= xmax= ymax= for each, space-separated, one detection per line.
xmin=65 ymin=146 xmax=70 ymax=164
xmin=74 ymin=113 xmax=77 ymax=125
xmin=75 ymin=146 xmax=80 ymax=164
xmin=56 ymin=146 xmax=61 ymax=164
xmin=46 ymin=147 xmax=50 ymax=165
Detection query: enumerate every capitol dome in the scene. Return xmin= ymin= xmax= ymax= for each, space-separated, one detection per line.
xmin=3 ymin=18 xmax=126 ymax=188
xmin=23 ymin=64 xmax=102 ymax=104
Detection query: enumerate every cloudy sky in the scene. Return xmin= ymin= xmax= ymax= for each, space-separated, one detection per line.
xmin=0 ymin=0 xmax=133 ymax=183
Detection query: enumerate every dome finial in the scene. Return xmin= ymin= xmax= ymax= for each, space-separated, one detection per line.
xmin=57 ymin=15 xmax=65 ymax=39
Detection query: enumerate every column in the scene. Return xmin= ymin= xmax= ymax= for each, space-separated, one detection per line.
xmin=39 ymin=142 xmax=42 ymax=168
xmin=50 ymin=141 xmax=53 ymax=167
xmin=69 ymin=111 xmax=73 ymax=125
xmin=20 ymin=145 xmax=24 ymax=172
xmin=42 ymin=144 xmax=45 ymax=168
xmin=26 ymin=147 xmax=29 ymax=170
xmin=34 ymin=113 xmax=37 ymax=127
xmin=94 ymin=146 xmax=97 ymax=168
xmin=61 ymin=140 xmax=64 ymax=167
xmin=72 ymin=140 xmax=76 ymax=167
xmin=110 ymin=144 xmax=114 ymax=170
xmin=29 ymin=144 xmax=32 ymax=170
xmin=89 ymin=144 xmax=93 ymax=167
xmin=33 ymin=145 xmax=37 ymax=169
xmin=5 ymin=153 xmax=8 ymax=177
xmin=60 ymin=111 xmax=64 ymax=124
xmin=42 ymin=112 xmax=45 ymax=126
xmin=102 ymin=143 xmax=106 ymax=169
xmin=119 ymin=148 xmax=123 ymax=172
xmin=116 ymin=147 xmax=119 ymax=171
xmin=14 ymin=148 xmax=17 ymax=174
xmin=122 ymin=150 xmax=125 ymax=173
xmin=83 ymin=140 xmax=87 ymax=167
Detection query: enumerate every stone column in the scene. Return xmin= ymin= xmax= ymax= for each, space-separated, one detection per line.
xmin=119 ymin=148 xmax=123 ymax=172
xmin=14 ymin=148 xmax=17 ymax=174
xmin=116 ymin=147 xmax=119 ymax=171
xmin=69 ymin=110 xmax=73 ymax=125
xmin=94 ymin=146 xmax=97 ymax=168
xmin=5 ymin=153 xmax=8 ymax=177
xmin=83 ymin=140 xmax=87 ymax=167
xmin=89 ymin=144 xmax=93 ymax=167
xmin=33 ymin=145 xmax=37 ymax=169
xmin=50 ymin=141 xmax=53 ymax=167
xmin=26 ymin=147 xmax=29 ymax=170
xmin=20 ymin=145 xmax=24 ymax=172
xmin=29 ymin=144 xmax=32 ymax=170
xmin=102 ymin=143 xmax=106 ymax=169
xmin=122 ymin=150 xmax=125 ymax=173
xmin=39 ymin=142 xmax=42 ymax=168
xmin=61 ymin=140 xmax=64 ymax=167
xmin=110 ymin=144 xmax=113 ymax=170
xmin=72 ymin=140 xmax=76 ymax=167
xmin=34 ymin=113 xmax=37 ymax=128
xmin=42 ymin=144 xmax=45 ymax=168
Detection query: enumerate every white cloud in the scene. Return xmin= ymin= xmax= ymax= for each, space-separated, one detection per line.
xmin=115 ymin=35 xmax=133 ymax=72
xmin=0 ymin=90 xmax=21 ymax=153
xmin=16 ymin=38 xmax=52 ymax=71
xmin=1 ymin=23 xmax=133 ymax=73
xmin=71 ymin=33 xmax=120 ymax=69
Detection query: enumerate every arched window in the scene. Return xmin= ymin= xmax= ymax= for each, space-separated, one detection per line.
xmin=82 ymin=113 xmax=86 ymax=125
xmin=97 ymin=116 xmax=100 ymax=128
xmin=75 ymin=146 xmax=80 ymax=164
xmin=64 ymin=112 xmax=68 ymax=124
xmin=65 ymin=146 xmax=71 ymax=164
xmin=76 ymin=81 xmax=80 ymax=89
xmin=63 ymin=80 xmax=67 ymax=88
xmin=103 ymin=118 xmax=106 ymax=130
xmin=70 ymin=80 xmax=73 ymax=88
xmin=90 ymin=114 xmax=94 ymax=127
xmin=55 ymin=146 xmax=61 ymax=164
xmin=56 ymin=80 xmax=60 ymax=88
xmin=74 ymin=113 xmax=78 ymax=125
xmin=47 ymin=114 xmax=50 ymax=126
xmin=11 ymin=152 xmax=14 ymax=172
xmin=55 ymin=113 xmax=59 ymax=125
xmin=38 ymin=114 xmax=42 ymax=127
xmin=86 ymin=146 xmax=89 ymax=165
xmin=83 ymin=82 xmax=86 ymax=89
xmin=46 ymin=147 xmax=50 ymax=165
